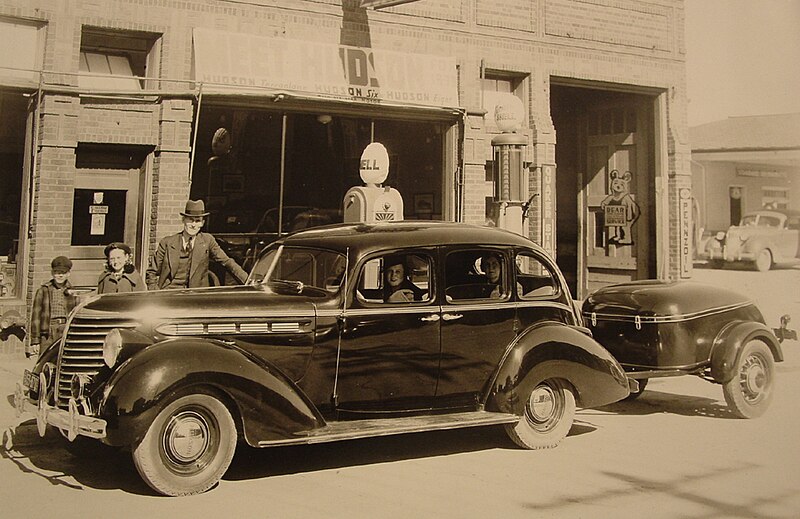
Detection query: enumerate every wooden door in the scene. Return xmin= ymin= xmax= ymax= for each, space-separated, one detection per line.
xmin=580 ymin=101 xmax=651 ymax=296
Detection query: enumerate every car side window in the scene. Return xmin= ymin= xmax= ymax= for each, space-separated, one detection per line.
xmin=356 ymin=253 xmax=431 ymax=304
xmin=515 ymin=251 xmax=558 ymax=299
xmin=445 ymin=249 xmax=508 ymax=302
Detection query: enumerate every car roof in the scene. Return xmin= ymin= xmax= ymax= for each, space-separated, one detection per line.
xmin=747 ymin=209 xmax=800 ymax=219
xmin=275 ymin=220 xmax=541 ymax=255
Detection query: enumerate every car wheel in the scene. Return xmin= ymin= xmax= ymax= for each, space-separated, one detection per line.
xmin=722 ymin=339 xmax=775 ymax=419
xmin=754 ymin=249 xmax=772 ymax=272
xmin=623 ymin=378 xmax=648 ymax=400
xmin=132 ymin=392 xmax=237 ymax=496
xmin=504 ymin=379 xmax=575 ymax=450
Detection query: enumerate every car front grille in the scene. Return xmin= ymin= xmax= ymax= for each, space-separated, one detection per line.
xmin=55 ymin=315 xmax=139 ymax=408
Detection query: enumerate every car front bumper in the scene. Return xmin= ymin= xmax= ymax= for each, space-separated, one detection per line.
xmin=706 ymin=246 xmax=756 ymax=263
xmin=14 ymin=371 xmax=107 ymax=441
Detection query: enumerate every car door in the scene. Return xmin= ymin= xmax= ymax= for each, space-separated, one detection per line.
xmin=436 ymin=247 xmax=517 ymax=408
xmin=335 ymin=249 xmax=440 ymax=413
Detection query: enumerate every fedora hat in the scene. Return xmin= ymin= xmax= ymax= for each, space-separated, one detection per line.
xmin=180 ymin=199 xmax=210 ymax=217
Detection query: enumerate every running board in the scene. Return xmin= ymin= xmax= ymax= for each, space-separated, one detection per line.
xmin=257 ymin=411 xmax=519 ymax=447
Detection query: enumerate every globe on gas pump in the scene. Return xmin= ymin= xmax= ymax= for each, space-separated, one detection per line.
xmin=342 ymin=142 xmax=404 ymax=223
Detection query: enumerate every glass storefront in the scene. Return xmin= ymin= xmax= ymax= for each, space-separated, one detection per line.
xmin=189 ymin=105 xmax=447 ymax=236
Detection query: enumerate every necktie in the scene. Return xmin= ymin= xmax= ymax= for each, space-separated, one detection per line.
xmin=185 ymin=237 xmax=193 ymax=253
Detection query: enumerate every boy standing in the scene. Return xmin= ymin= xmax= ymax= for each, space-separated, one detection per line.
xmin=27 ymin=256 xmax=76 ymax=358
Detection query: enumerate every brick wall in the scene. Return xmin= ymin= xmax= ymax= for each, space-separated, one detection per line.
xmin=0 ymin=0 xmax=689 ymax=316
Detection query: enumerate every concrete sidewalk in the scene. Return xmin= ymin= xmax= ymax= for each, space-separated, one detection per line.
xmin=0 ymin=353 xmax=34 ymax=380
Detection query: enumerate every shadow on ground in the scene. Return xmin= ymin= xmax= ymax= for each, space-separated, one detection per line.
xmin=1 ymin=408 xmax=601 ymax=493
xmin=594 ymin=389 xmax=737 ymax=419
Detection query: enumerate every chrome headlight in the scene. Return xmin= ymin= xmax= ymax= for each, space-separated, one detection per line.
xmin=103 ymin=328 xmax=123 ymax=368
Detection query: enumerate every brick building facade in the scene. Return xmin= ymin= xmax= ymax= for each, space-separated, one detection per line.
xmin=0 ymin=0 xmax=692 ymax=336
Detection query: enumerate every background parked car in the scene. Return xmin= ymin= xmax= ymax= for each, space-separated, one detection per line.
xmin=701 ymin=209 xmax=800 ymax=271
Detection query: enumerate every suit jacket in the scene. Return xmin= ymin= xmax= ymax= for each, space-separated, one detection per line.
xmin=146 ymin=232 xmax=248 ymax=290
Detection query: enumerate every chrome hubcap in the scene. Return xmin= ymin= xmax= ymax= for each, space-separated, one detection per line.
xmin=740 ymin=354 xmax=767 ymax=403
xmin=165 ymin=411 xmax=209 ymax=463
xmin=529 ymin=385 xmax=556 ymax=422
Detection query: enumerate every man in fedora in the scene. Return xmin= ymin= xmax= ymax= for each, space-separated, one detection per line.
xmin=146 ymin=199 xmax=248 ymax=290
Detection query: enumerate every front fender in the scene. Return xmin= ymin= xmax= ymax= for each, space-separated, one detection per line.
xmin=710 ymin=320 xmax=784 ymax=384
xmin=98 ymin=339 xmax=323 ymax=447
xmin=487 ymin=322 xmax=630 ymax=414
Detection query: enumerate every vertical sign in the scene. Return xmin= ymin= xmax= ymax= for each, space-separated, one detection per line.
xmin=541 ymin=165 xmax=555 ymax=256
xmin=679 ymin=188 xmax=692 ymax=278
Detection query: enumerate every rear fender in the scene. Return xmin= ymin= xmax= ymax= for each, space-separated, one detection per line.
xmin=99 ymin=339 xmax=323 ymax=447
xmin=486 ymin=322 xmax=630 ymax=413
xmin=710 ymin=321 xmax=783 ymax=384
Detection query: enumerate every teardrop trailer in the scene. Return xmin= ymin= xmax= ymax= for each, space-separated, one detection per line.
xmin=583 ymin=280 xmax=792 ymax=418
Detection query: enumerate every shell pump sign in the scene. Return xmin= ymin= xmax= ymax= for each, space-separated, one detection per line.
xmin=343 ymin=143 xmax=404 ymax=223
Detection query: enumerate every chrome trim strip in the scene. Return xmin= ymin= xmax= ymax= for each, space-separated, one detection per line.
xmin=345 ymin=306 xmax=442 ymax=316
xmin=583 ymin=301 xmax=753 ymax=324
xmin=515 ymin=301 xmax=573 ymax=313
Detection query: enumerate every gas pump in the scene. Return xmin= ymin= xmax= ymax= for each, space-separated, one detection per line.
xmin=490 ymin=95 xmax=529 ymax=236
xmin=343 ymin=142 xmax=404 ymax=223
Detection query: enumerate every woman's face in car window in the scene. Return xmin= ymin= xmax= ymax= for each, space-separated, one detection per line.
xmin=483 ymin=255 xmax=501 ymax=284
xmin=386 ymin=264 xmax=405 ymax=288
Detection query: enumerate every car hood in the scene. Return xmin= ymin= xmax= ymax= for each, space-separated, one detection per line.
xmin=75 ymin=284 xmax=327 ymax=322
xmin=726 ymin=225 xmax=778 ymax=241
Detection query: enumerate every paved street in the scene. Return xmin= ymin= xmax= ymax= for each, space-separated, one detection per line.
xmin=1 ymin=264 xmax=798 ymax=518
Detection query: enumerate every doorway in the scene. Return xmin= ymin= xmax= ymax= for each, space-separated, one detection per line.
xmin=551 ymin=83 xmax=657 ymax=298
xmin=68 ymin=144 xmax=151 ymax=286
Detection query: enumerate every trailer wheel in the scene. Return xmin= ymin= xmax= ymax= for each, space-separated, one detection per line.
xmin=132 ymin=392 xmax=237 ymax=496
xmin=723 ymin=339 xmax=775 ymax=418
xmin=623 ymin=378 xmax=648 ymax=400
xmin=505 ymin=379 xmax=575 ymax=449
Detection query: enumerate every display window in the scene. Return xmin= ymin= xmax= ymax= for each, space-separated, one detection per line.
xmin=190 ymin=106 xmax=448 ymax=237
xmin=0 ymin=91 xmax=27 ymax=299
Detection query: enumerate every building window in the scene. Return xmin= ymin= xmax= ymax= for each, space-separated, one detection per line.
xmin=0 ymin=17 xmax=44 ymax=83
xmin=79 ymin=27 xmax=160 ymax=90
xmin=762 ymin=186 xmax=789 ymax=210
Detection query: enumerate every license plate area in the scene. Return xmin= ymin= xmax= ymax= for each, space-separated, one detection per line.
xmin=23 ymin=370 xmax=39 ymax=393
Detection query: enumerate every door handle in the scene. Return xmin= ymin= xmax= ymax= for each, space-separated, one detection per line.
xmin=442 ymin=313 xmax=463 ymax=321
xmin=420 ymin=314 xmax=440 ymax=322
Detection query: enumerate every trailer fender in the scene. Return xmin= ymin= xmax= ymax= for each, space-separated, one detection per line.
xmin=710 ymin=321 xmax=783 ymax=384
xmin=99 ymin=339 xmax=323 ymax=447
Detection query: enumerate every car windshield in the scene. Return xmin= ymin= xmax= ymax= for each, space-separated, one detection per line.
xmin=740 ymin=214 xmax=781 ymax=227
xmin=249 ymin=245 xmax=346 ymax=292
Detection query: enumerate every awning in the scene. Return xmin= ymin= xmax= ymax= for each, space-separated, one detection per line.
xmin=192 ymin=28 xmax=460 ymax=111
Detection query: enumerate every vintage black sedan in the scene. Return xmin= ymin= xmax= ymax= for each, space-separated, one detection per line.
xmin=16 ymin=222 xmax=632 ymax=496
